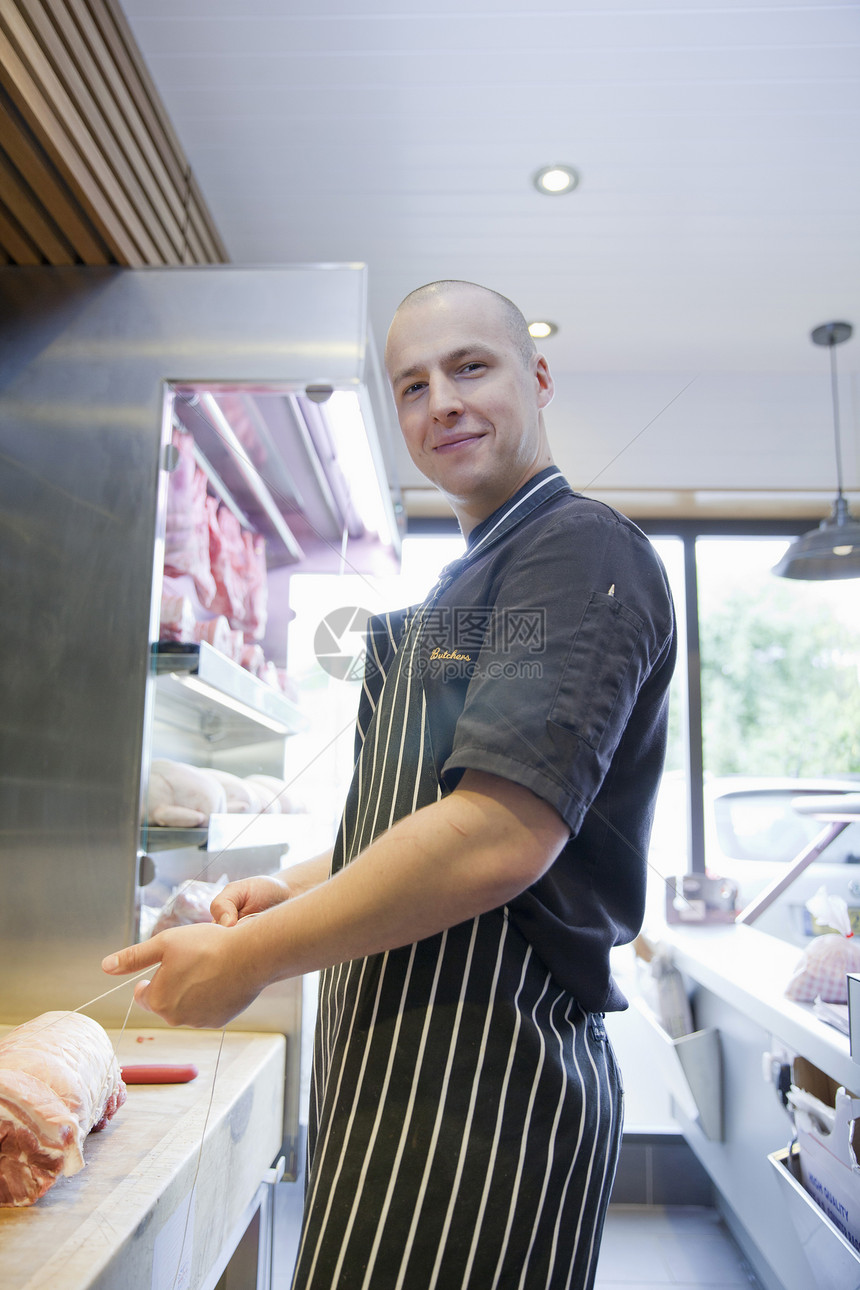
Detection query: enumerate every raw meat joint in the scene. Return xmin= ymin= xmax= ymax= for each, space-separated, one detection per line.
xmin=146 ymin=757 xmax=227 ymax=827
xmin=145 ymin=757 xmax=294 ymax=825
xmin=0 ymin=1012 xmax=126 ymax=1207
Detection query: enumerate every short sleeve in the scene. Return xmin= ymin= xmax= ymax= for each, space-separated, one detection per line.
xmin=439 ymin=512 xmax=673 ymax=834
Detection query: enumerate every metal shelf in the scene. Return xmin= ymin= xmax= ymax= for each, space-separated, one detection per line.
xmin=142 ymin=812 xmax=322 ymax=854
xmin=153 ymin=641 xmax=306 ymax=745
xmin=141 ymin=826 xmax=208 ymax=852
xmin=141 ymin=813 xmax=326 ymax=891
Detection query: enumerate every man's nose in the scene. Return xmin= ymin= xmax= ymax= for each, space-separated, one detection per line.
xmin=427 ymin=374 xmax=463 ymax=422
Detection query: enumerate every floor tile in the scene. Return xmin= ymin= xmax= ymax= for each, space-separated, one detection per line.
xmin=273 ymin=1199 xmax=761 ymax=1289
xmin=594 ymin=1205 xmax=760 ymax=1288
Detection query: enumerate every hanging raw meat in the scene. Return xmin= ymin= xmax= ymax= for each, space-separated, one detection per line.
xmin=165 ymin=429 xmax=216 ymax=607
xmin=242 ymin=530 xmax=268 ymax=641
xmin=0 ymin=1012 xmax=126 ymax=1207
xmin=208 ymin=498 xmax=247 ymax=625
xmin=208 ymin=500 xmax=268 ymax=641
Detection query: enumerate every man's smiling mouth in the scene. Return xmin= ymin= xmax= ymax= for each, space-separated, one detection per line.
xmin=433 ymin=433 xmax=485 ymax=454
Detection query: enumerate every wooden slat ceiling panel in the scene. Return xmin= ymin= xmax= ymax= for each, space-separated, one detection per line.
xmin=87 ymin=0 xmax=215 ymax=262
xmin=0 ymin=191 xmax=40 ymax=261
xmin=0 ymin=0 xmax=227 ymax=265
xmin=0 ymin=80 xmax=110 ymax=261
xmin=0 ymin=142 xmax=73 ymax=260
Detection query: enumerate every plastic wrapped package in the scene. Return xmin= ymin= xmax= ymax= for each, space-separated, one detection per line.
xmin=150 ymin=876 xmax=228 ymax=937
xmin=785 ymin=887 xmax=860 ymax=1004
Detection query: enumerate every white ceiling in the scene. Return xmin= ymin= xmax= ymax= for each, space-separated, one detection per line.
xmin=120 ymin=0 xmax=860 ymax=518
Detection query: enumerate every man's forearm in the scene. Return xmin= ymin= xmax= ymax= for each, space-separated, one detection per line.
xmin=102 ymin=772 xmax=569 ymax=1028
xmin=277 ymin=849 xmax=333 ymax=897
xmin=235 ymin=771 xmax=568 ymax=989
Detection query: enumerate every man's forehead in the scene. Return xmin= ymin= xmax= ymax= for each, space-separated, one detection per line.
xmin=386 ymin=293 xmax=514 ymax=376
xmin=388 ymin=342 xmax=501 ymax=388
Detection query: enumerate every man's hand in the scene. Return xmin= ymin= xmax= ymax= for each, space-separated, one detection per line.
xmin=211 ymin=876 xmax=289 ymax=927
xmin=101 ymin=922 xmax=266 ymax=1028
xmin=211 ymin=851 xmax=333 ymax=926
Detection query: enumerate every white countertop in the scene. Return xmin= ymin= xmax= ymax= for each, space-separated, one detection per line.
xmin=0 ymin=1025 xmax=286 ymax=1290
xmin=662 ymin=922 xmax=859 ymax=1092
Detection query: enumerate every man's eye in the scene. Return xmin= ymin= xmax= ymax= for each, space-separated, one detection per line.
xmin=402 ymin=382 xmax=425 ymax=397
xmin=460 ymin=362 xmax=485 ymax=375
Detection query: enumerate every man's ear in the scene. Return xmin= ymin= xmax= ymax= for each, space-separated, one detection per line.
xmin=535 ymin=355 xmax=554 ymax=409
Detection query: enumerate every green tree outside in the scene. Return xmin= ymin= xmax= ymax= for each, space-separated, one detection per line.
xmin=699 ymin=566 xmax=860 ymax=778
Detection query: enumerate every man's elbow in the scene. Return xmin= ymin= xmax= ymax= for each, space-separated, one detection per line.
xmin=445 ymin=769 xmax=570 ymax=905
xmin=470 ymin=795 xmax=568 ymax=900
xmin=488 ymin=830 xmax=565 ymax=902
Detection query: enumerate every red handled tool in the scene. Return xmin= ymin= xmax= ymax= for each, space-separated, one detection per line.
xmin=121 ymin=1063 xmax=198 ymax=1084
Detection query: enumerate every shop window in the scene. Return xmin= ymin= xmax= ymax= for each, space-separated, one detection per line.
xmin=694 ymin=536 xmax=860 ymax=941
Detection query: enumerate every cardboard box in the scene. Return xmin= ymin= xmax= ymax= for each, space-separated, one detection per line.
xmin=792 ymin=1071 xmax=860 ymax=1255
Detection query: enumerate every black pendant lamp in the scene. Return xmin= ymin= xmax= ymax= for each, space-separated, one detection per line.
xmin=773 ymin=320 xmax=860 ymax=580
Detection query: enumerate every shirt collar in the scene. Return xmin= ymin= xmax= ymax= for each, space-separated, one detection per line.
xmin=466 ymin=466 xmax=572 ymax=558
xmin=427 ymin=467 xmax=572 ymax=599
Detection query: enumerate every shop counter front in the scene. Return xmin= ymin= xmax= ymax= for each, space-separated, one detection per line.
xmin=651 ymin=922 xmax=859 ymax=1290
xmin=665 ymin=922 xmax=856 ymax=1091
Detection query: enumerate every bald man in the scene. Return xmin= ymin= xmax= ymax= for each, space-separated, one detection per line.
xmin=105 ymin=281 xmax=676 ymax=1289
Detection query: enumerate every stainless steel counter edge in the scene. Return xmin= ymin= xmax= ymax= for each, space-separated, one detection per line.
xmin=661 ymin=923 xmax=859 ymax=1092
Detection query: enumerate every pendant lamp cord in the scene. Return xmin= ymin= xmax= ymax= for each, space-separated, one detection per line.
xmin=829 ymin=337 xmax=845 ymax=503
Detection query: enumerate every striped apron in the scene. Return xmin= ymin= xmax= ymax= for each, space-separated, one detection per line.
xmin=292 ymin=548 xmax=624 ymax=1290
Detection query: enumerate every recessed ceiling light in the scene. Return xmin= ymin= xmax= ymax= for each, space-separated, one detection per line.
xmin=528 ymin=321 xmax=558 ymax=339
xmin=533 ymin=165 xmax=579 ymax=195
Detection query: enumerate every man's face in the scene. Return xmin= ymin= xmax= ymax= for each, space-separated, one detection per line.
xmin=385 ymin=287 xmax=554 ymax=529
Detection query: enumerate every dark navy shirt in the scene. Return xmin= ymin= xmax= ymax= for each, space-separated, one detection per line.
xmin=415 ymin=468 xmax=677 ymax=1011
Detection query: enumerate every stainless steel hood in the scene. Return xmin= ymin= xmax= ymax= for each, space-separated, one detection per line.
xmin=172 ymin=380 xmax=400 ymax=568
xmin=0 ymin=263 xmax=400 ymax=1025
